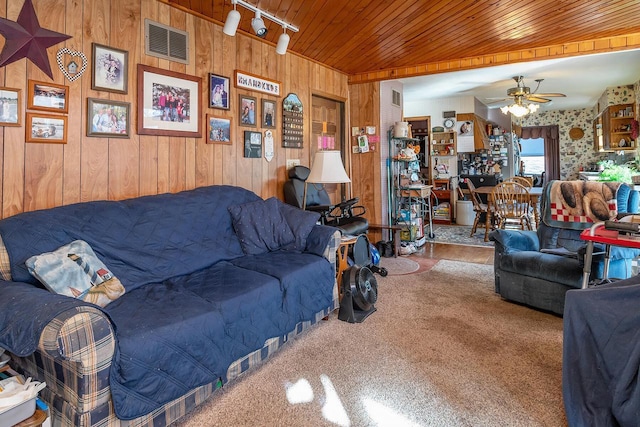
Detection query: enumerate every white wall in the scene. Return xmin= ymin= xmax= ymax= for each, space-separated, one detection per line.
xmin=380 ymin=80 xmax=405 ymax=227
xmin=404 ymin=96 xmax=476 ymax=128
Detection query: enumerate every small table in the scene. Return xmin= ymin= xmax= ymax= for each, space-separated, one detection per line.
xmin=580 ymin=225 xmax=640 ymax=288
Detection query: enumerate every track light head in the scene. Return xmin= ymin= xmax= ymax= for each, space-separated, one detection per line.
xmin=251 ymin=11 xmax=267 ymax=38
xmin=276 ymin=30 xmax=290 ymax=55
xmin=223 ymin=8 xmax=241 ymax=36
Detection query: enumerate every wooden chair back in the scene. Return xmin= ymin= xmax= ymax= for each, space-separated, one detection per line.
xmin=506 ymin=176 xmax=533 ymax=189
xmin=492 ymin=181 xmax=532 ymax=230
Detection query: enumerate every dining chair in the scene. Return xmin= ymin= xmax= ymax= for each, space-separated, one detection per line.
xmin=506 ymin=176 xmax=533 ymax=189
xmin=492 ymin=181 xmax=532 ymax=230
xmin=464 ymin=179 xmax=494 ymax=239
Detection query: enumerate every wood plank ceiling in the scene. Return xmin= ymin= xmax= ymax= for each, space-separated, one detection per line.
xmin=167 ymin=0 xmax=640 ymax=81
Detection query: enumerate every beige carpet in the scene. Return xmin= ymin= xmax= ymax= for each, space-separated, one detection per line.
xmin=378 ymin=256 xmax=420 ymax=275
xmin=176 ymin=260 xmax=566 ymax=427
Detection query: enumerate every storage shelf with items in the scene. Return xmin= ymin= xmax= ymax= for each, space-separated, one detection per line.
xmin=429 ymin=130 xmax=457 ymax=185
xmin=431 ymin=179 xmax=452 ymax=224
xmin=594 ymin=103 xmax=636 ymax=151
xmin=387 ymin=129 xmax=434 ymax=246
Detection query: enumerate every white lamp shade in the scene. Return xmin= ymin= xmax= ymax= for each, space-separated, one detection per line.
xmin=307 ymin=151 xmax=351 ymax=183
xmin=276 ymin=32 xmax=290 ymax=55
xmin=223 ymin=9 xmax=241 ymax=36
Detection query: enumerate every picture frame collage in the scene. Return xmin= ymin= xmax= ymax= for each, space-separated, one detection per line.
xmin=4 ymin=44 xmax=284 ymax=154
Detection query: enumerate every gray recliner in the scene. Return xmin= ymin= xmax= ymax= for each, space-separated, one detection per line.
xmin=490 ymin=180 xmax=640 ymax=315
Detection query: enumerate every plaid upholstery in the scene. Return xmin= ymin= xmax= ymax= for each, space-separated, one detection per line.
xmin=10 ymin=230 xmax=340 ymax=427
xmin=0 ymin=234 xmax=11 ymax=280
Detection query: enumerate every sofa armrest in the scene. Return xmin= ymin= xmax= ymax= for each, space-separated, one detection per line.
xmin=489 ymin=229 xmax=540 ymax=252
xmin=305 ymin=225 xmax=341 ymax=260
xmin=0 ymin=281 xmax=115 ymax=413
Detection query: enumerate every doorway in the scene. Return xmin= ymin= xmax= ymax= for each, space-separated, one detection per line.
xmin=311 ymin=94 xmax=346 ymax=203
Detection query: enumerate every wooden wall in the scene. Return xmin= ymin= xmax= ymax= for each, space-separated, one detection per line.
xmin=0 ymin=0 xmax=349 ymax=218
xmin=348 ymin=82 xmax=383 ymax=240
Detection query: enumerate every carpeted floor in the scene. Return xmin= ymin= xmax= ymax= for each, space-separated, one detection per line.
xmin=427 ymin=224 xmax=494 ymax=247
xmin=176 ymin=260 xmax=566 ymax=427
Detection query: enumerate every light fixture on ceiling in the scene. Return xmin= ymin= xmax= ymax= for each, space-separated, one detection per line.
xmin=500 ymin=97 xmax=539 ymax=118
xmin=222 ymin=2 xmax=241 ymax=36
xmin=276 ymin=26 xmax=290 ymax=55
xmin=222 ymin=0 xmax=299 ymax=53
xmin=251 ymin=11 xmax=267 ymax=38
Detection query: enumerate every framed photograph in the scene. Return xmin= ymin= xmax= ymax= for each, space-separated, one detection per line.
xmin=87 ymin=98 xmax=130 ymax=138
xmin=137 ymin=64 xmax=202 ymax=137
xmin=206 ymin=115 xmax=232 ymax=144
xmin=244 ymin=131 xmax=262 ymax=158
xmin=25 ymin=112 xmax=67 ymax=144
xmin=27 ymin=80 xmax=68 ymax=113
xmin=0 ymin=87 xmax=21 ymax=126
xmin=209 ymin=73 xmax=230 ymax=110
xmin=239 ymin=94 xmax=257 ymax=127
xmin=92 ymin=43 xmax=128 ymax=94
xmin=261 ymin=99 xmax=276 ymax=128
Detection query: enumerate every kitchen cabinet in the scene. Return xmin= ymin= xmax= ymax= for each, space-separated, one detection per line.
xmin=594 ymin=103 xmax=636 ymax=151
xmin=457 ymin=113 xmax=490 ymax=150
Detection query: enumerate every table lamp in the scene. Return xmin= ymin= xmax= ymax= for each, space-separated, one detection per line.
xmin=303 ymin=150 xmax=351 ymax=210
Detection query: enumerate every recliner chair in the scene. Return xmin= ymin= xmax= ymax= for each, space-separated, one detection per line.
xmin=283 ymin=165 xmax=369 ymax=235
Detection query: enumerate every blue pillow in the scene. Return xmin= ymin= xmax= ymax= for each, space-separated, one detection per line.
xmin=279 ymin=201 xmax=320 ymax=251
xmin=229 ymin=197 xmax=296 ymax=255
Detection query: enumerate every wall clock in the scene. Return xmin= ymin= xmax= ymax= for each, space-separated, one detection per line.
xmin=443 ymin=118 xmax=455 ymax=129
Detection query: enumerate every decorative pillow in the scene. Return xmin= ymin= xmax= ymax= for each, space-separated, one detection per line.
xmin=279 ymin=201 xmax=321 ymax=251
xmin=228 ymin=197 xmax=296 ymax=255
xmin=25 ymin=240 xmax=125 ymax=307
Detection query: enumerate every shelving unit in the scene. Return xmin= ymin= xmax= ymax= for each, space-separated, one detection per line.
xmin=432 ymin=179 xmax=452 ymax=224
xmin=387 ymin=130 xmax=434 ymax=245
xmin=594 ymin=103 xmax=636 ymax=151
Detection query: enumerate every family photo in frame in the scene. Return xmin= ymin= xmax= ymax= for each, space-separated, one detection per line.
xmin=209 ymin=74 xmax=230 ymax=110
xmin=207 ymin=115 xmax=232 ymax=144
xmin=0 ymin=87 xmax=20 ymax=126
xmin=92 ymin=43 xmax=128 ymax=94
xmin=239 ymin=95 xmax=257 ymax=127
xmin=137 ymin=64 xmax=202 ymax=138
xmin=262 ymin=99 xmax=276 ymax=128
xmin=87 ymin=98 xmax=130 ymax=138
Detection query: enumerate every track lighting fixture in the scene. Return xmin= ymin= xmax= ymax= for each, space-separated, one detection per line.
xmin=251 ymin=11 xmax=267 ymax=38
xmin=222 ymin=0 xmax=299 ymax=53
xmin=276 ymin=27 xmax=290 ymax=55
xmin=222 ymin=3 xmax=241 ymax=36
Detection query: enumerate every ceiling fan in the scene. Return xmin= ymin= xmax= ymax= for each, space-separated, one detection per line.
xmin=490 ymin=75 xmax=567 ymax=104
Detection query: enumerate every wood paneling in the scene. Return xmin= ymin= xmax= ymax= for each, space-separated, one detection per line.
xmin=166 ymin=0 xmax=640 ymax=79
xmin=0 ymin=0 xmax=348 ymax=218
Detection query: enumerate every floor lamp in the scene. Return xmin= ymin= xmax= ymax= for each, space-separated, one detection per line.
xmin=303 ymin=150 xmax=351 ymax=210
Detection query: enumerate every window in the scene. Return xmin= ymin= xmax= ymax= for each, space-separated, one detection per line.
xmin=520 ymin=137 xmax=545 ymax=175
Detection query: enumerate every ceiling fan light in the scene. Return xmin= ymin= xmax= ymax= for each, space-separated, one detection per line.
xmin=223 ymin=9 xmax=241 ymax=36
xmin=528 ymin=103 xmax=539 ymax=113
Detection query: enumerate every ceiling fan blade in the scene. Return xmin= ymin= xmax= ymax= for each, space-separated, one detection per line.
xmin=526 ymin=96 xmax=552 ymax=103
xmin=533 ymin=92 xmax=566 ymax=97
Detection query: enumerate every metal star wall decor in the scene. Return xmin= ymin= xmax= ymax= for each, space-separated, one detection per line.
xmin=0 ymin=0 xmax=71 ymax=79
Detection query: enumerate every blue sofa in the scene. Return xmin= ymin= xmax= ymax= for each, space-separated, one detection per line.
xmin=490 ymin=181 xmax=640 ymax=315
xmin=0 ymin=185 xmax=340 ymax=426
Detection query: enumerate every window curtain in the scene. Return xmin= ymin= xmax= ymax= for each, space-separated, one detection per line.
xmin=519 ymin=125 xmax=560 ymax=181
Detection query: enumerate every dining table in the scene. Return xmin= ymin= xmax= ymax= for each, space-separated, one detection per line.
xmin=472 ymin=185 xmax=544 ymax=241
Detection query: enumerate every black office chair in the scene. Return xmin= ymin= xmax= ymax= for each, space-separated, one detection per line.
xmin=283 ymin=165 xmax=369 ymax=235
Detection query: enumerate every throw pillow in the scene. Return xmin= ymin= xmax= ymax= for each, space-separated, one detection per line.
xmin=279 ymin=201 xmax=320 ymax=251
xmin=228 ymin=197 xmax=296 ymax=255
xmin=25 ymin=240 xmax=125 ymax=307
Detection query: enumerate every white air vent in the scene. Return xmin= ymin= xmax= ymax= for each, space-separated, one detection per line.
xmin=392 ymin=89 xmax=401 ymax=107
xmin=145 ymin=19 xmax=189 ymax=64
